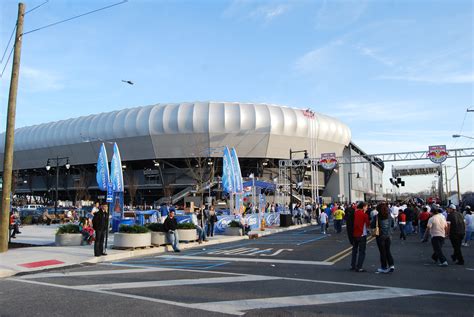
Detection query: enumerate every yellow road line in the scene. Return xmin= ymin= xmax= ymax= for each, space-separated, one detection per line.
xmin=325 ymin=237 xmax=376 ymax=264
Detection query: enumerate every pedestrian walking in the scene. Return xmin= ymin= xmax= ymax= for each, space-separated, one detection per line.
xmin=164 ymin=210 xmax=181 ymax=252
xmin=319 ymin=211 xmax=328 ymax=234
xmin=398 ymin=210 xmax=407 ymax=240
xmin=423 ymin=207 xmax=448 ymax=267
xmin=345 ymin=203 xmax=356 ymax=245
xmin=372 ymin=203 xmax=395 ymax=273
xmin=207 ymin=206 xmax=217 ymax=237
xmin=350 ymin=202 xmax=370 ymax=272
xmin=92 ymin=203 xmax=108 ymax=257
xmin=463 ymin=209 xmax=474 ymax=246
xmin=333 ymin=205 xmax=345 ymax=233
xmin=446 ymin=204 xmax=465 ymax=265
xmin=419 ymin=206 xmax=431 ymax=241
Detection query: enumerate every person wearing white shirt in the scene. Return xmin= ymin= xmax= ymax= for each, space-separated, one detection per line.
xmin=191 ymin=211 xmax=207 ymax=243
xmin=424 ymin=208 xmax=448 ymax=266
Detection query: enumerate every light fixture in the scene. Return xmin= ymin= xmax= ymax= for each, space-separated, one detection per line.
xmin=65 ymin=159 xmax=71 ymax=170
xmin=45 ymin=159 xmax=51 ymax=171
xmin=452 ymin=134 xmax=461 ymax=138
xmin=122 ymin=164 xmax=126 ymax=169
xmin=23 ymin=180 xmax=27 ymax=184
xmin=207 ymin=160 xmax=213 ymax=166
xmin=153 ymin=160 xmax=160 ymax=167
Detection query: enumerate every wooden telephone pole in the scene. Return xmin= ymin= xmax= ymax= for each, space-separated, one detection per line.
xmin=1 ymin=3 xmax=25 ymax=253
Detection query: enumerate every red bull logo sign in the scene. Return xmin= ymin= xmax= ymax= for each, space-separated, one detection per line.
xmin=320 ymin=152 xmax=337 ymax=170
xmin=427 ymin=145 xmax=448 ymax=163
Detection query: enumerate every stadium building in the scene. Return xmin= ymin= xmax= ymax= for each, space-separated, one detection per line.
xmin=0 ymin=102 xmax=383 ymax=206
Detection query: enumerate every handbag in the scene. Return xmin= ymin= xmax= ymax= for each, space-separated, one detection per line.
xmin=371 ymin=215 xmax=380 ymax=237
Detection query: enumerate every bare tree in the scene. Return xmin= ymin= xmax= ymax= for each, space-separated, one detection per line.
xmin=125 ymin=169 xmax=138 ymax=207
xmin=75 ymin=167 xmax=93 ymax=202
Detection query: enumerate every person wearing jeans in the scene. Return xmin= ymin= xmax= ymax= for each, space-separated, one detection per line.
xmin=164 ymin=210 xmax=181 ymax=252
xmin=398 ymin=211 xmax=407 ymax=240
xmin=372 ymin=203 xmax=395 ymax=273
xmin=350 ymin=202 xmax=370 ymax=272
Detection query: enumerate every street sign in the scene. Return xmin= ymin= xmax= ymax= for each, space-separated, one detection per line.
xmin=427 ymin=145 xmax=448 ymax=163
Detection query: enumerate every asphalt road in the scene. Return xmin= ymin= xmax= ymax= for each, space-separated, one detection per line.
xmin=2 ymin=225 xmax=473 ymax=316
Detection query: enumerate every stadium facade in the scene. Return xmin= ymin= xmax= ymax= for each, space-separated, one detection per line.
xmin=0 ymin=102 xmax=383 ymax=206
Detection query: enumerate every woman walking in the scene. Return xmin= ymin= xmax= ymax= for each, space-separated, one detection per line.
xmin=372 ymin=203 xmax=395 ymax=273
xmin=207 ymin=206 xmax=218 ymax=237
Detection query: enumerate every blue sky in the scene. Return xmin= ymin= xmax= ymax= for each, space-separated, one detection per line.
xmin=0 ymin=0 xmax=473 ymax=195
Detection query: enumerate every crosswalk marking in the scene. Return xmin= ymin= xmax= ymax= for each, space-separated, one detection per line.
xmin=188 ymin=288 xmax=439 ymax=315
xmin=18 ymin=267 xmax=173 ymax=279
xmin=73 ymin=275 xmax=281 ymax=290
xmin=160 ymin=255 xmax=333 ymax=266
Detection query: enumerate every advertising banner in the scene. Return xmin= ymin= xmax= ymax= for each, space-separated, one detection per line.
xmin=222 ymin=146 xmax=235 ymax=194
xmin=320 ymin=152 xmax=337 ymax=170
xmin=427 ymin=145 xmax=448 ymax=163
xmin=96 ymin=143 xmax=110 ymax=191
xmin=110 ymin=142 xmax=124 ymax=193
xmin=230 ymin=148 xmax=243 ymax=193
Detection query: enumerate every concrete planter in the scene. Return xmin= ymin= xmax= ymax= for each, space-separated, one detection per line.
xmin=223 ymin=227 xmax=243 ymax=236
xmin=151 ymin=231 xmax=168 ymax=245
xmin=113 ymin=232 xmax=151 ymax=248
xmin=177 ymin=229 xmax=197 ymax=242
xmin=55 ymin=233 xmax=83 ymax=246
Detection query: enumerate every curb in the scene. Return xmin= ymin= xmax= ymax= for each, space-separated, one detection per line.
xmin=1 ymin=223 xmax=313 ymax=278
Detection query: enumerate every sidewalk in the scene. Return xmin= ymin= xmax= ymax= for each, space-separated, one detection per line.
xmin=0 ymin=223 xmax=312 ymax=278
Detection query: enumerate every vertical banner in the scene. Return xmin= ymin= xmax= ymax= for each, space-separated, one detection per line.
xmin=96 ymin=143 xmax=110 ymax=191
xmin=110 ymin=142 xmax=124 ymax=232
xmin=222 ymin=146 xmax=235 ymax=194
xmin=230 ymin=148 xmax=243 ymax=193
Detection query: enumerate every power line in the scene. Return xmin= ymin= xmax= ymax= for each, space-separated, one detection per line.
xmin=25 ymin=0 xmax=50 ymax=15
xmin=0 ymin=47 xmax=14 ymax=78
xmin=452 ymin=110 xmax=468 ymax=148
xmin=0 ymin=25 xmax=16 ymax=65
xmin=22 ymin=0 xmax=128 ymax=36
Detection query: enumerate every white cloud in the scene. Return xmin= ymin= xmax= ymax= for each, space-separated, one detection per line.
xmin=293 ymin=40 xmax=343 ymax=73
xmin=250 ymin=4 xmax=290 ymax=22
xmin=223 ymin=1 xmax=290 ymax=23
xmin=315 ymin=0 xmax=368 ymax=29
xmin=331 ymin=101 xmax=432 ymax=123
xmin=20 ymin=66 xmax=64 ymax=92
xmin=354 ymin=45 xmax=395 ymax=67
xmin=379 ymin=73 xmax=474 ymax=84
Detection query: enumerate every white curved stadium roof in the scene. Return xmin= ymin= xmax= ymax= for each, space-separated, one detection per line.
xmin=0 ymin=102 xmax=351 ymax=169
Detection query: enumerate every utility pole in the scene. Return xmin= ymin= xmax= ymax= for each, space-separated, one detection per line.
xmin=454 ymin=150 xmax=461 ymax=204
xmin=444 ymin=165 xmax=449 ymax=202
xmin=1 ymin=3 xmax=25 ymax=253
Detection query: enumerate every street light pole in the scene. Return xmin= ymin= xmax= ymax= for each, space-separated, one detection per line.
xmin=46 ymin=156 xmax=70 ymax=213
xmin=348 ymin=172 xmax=359 ymax=204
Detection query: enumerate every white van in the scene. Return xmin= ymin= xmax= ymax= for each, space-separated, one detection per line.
xmin=22 ymin=204 xmax=44 ymax=210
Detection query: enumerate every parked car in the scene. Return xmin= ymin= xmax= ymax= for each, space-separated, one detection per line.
xmin=18 ymin=208 xmax=43 ymax=224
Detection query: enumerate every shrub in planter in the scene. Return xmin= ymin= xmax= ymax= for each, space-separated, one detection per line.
xmin=228 ymin=220 xmax=241 ymax=228
xmin=119 ymin=224 xmax=150 ymax=233
xmin=114 ymin=225 xmax=151 ymax=248
xmin=177 ymin=222 xmax=196 ymax=230
xmin=146 ymin=222 xmax=165 ymax=232
xmin=55 ymin=224 xmax=82 ymax=246
xmin=57 ymin=224 xmax=81 ymax=234
xmin=146 ymin=223 xmax=168 ymax=245
xmin=177 ymin=222 xmax=197 ymax=242
xmin=224 ymin=220 xmax=243 ymax=236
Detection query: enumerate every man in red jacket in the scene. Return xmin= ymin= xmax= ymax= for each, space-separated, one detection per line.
xmin=350 ymin=202 xmax=370 ymax=272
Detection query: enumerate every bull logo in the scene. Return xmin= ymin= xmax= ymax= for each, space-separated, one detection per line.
xmin=427 ymin=145 xmax=448 ymax=164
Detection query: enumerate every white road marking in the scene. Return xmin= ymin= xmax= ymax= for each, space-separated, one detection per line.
xmin=187 ymin=288 xmax=439 ymax=315
xmin=18 ymin=267 xmax=173 ymax=279
xmin=73 ymin=275 xmax=281 ymax=291
xmin=160 ymin=255 xmax=333 ymax=266
xmin=260 ymin=248 xmax=293 ymax=257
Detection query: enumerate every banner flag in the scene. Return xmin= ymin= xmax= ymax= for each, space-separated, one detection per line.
xmin=230 ymin=148 xmax=244 ymax=193
xmin=222 ymin=146 xmax=235 ymax=194
xmin=96 ymin=143 xmax=110 ymax=191
xmin=110 ymin=142 xmax=124 ymax=193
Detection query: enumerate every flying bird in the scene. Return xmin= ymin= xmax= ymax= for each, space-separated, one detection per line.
xmin=121 ymin=80 xmax=134 ymax=85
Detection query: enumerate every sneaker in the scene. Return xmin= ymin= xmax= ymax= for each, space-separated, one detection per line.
xmin=174 ymin=249 xmax=181 ymax=253
xmin=438 ymin=261 xmax=448 ymax=267
xmin=356 ymin=268 xmax=366 ymax=272
xmin=377 ymin=268 xmax=390 ymax=274
xmin=389 ymin=265 xmax=395 ymax=272
xmin=462 ymin=243 xmax=469 ymax=247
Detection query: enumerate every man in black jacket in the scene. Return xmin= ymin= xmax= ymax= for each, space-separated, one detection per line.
xmin=447 ymin=204 xmax=465 ymax=265
xmin=164 ymin=210 xmax=180 ymax=252
xmin=345 ymin=203 xmax=355 ymax=245
xmin=92 ymin=203 xmax=108 ymax=257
